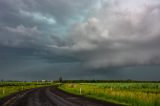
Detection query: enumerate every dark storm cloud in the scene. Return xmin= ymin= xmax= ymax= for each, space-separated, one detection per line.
xmin=0 ymin=0 xmax=95 ymax=32
xmin=0 ymin=0 xmax=97 ymax=51
xmin=0 ymin=0 xmax=160 ymax=80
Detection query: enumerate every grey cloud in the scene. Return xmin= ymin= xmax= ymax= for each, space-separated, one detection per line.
xmin=61 ymin=0 xmax=160 ymax=68
xmin=0 ymin=0 xmax=160 ymax=80
xmin=0 ymin=25 xmax=43 ymax=47
xmin=0 ymin=0 xmax=97 ymax=50
xmin=0 ymin=0 xmax=96 ymax=32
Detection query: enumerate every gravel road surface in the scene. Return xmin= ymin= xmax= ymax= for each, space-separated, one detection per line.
xmin=1 ymin=87 xmax=124 ymax=106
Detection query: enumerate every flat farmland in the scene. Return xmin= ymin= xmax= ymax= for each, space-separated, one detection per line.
xmin=60 ymin=82 xmax=160 ymax=106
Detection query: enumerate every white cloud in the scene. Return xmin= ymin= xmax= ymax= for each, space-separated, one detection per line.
xmin=20 ymin=10 xmax=56 ymax=25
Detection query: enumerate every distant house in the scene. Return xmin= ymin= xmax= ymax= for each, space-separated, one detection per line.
xmin=42 ymin=80 xmax=46 ymax=82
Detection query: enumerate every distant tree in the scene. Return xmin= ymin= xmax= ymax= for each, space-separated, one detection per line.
xmin=1 ymin=79 xmax=4 ymax=82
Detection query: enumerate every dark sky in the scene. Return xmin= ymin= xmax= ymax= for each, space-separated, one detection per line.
xmin=0 ymin=0 xmax=160 ymax=81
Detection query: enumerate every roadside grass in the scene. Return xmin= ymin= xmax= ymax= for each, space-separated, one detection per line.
xmin=59 ymin=83 xmax=160 ymax=106
xmin=0 ymin=81 xmax=54 ymax=99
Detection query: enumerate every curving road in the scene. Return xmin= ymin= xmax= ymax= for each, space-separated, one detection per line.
xmin=1 ymin=87 xmax=124 ymax=106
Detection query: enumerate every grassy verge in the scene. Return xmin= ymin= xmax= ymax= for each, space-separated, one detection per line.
xmin=59 ymin=83 xmax=160 ymax=106
xmin=0 ymin=81 xmax=55 ymax=99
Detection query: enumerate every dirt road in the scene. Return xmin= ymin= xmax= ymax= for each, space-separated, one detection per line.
xmin=1 ymin=87 xmax=124 ymax=106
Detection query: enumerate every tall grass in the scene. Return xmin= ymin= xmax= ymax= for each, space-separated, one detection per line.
xmin=60 ymin=83 xmax=160 ymax=106
xmin=0 ymin=81 xmax=54 ymax=98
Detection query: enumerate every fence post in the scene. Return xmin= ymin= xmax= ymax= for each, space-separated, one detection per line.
xmin=80 ymin=87 xmax=82 ymax=95
xmin=3 ymin=88 xmax=5 ymax=95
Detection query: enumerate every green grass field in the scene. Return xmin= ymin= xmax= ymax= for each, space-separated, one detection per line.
xmin=60 ymin=82 xmax=160 ymax=106
xmin=0 ymin=81 xmax=54 ymax=99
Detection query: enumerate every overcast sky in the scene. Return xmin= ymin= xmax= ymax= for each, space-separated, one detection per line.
xmin=0 ymin=0 xmax=160 ymax=81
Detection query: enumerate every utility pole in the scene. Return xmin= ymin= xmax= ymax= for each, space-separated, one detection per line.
xmin=59 ymin=72 xmax=62 ymax=83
